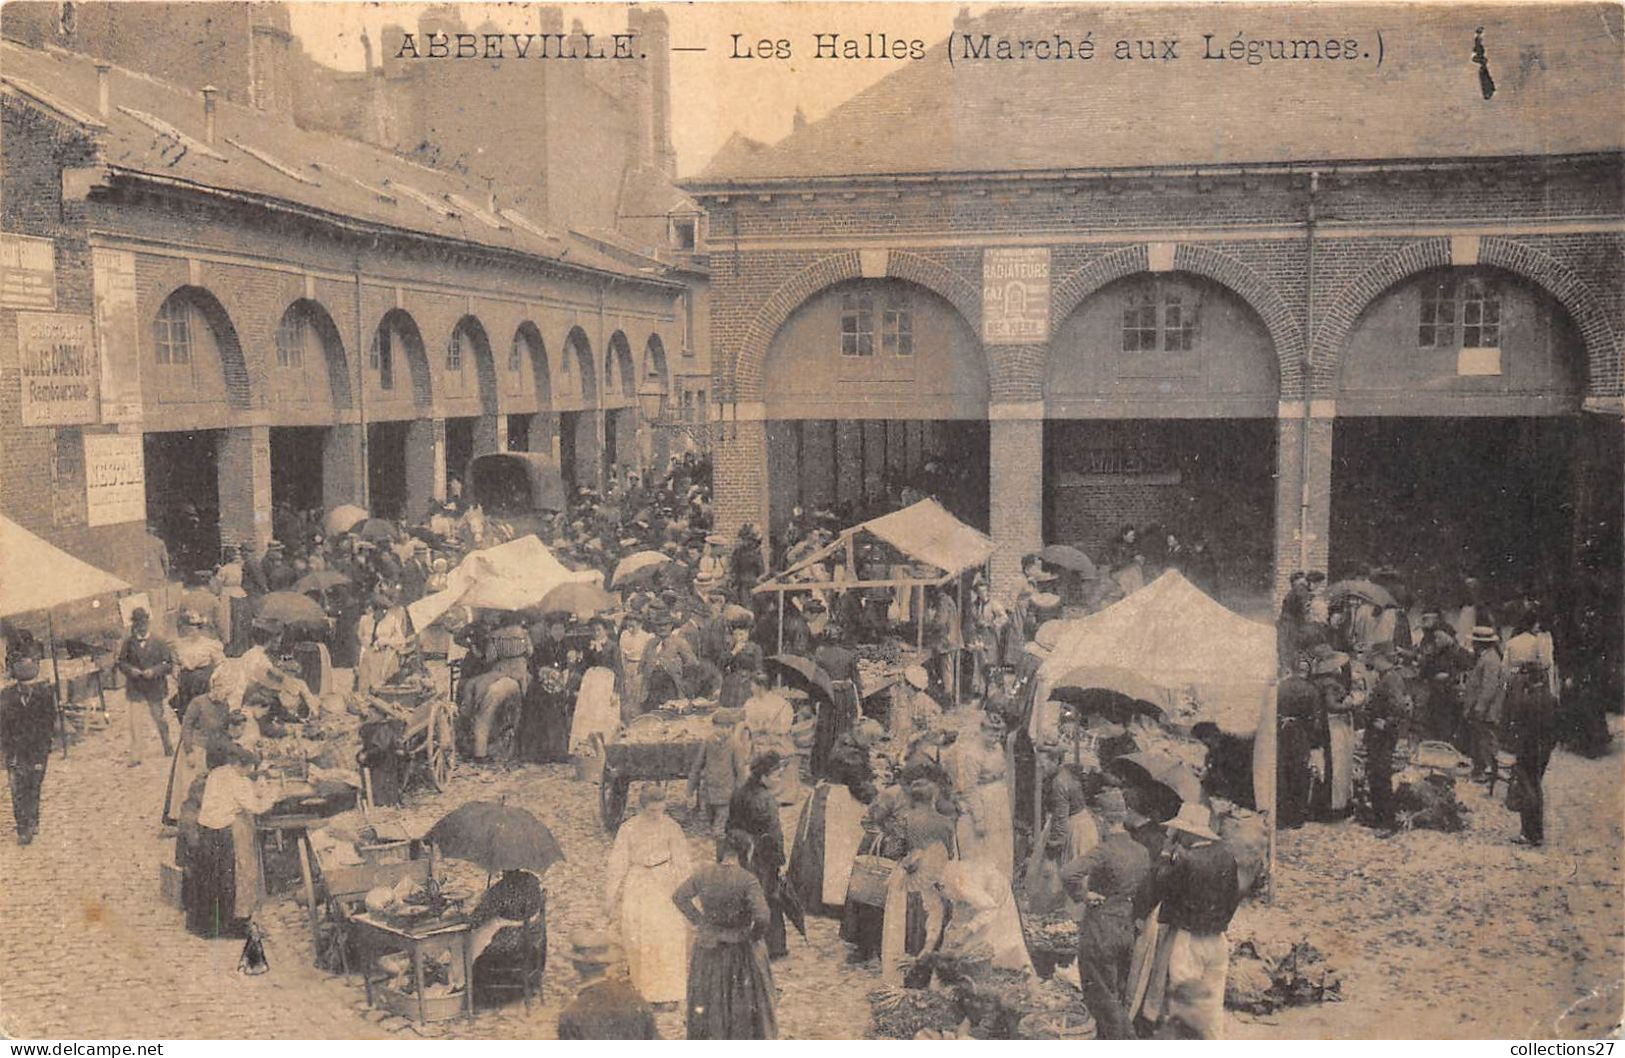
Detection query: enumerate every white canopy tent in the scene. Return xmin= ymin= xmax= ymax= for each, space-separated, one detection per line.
xmin=0 ymin=515 xmax=131 ymax=619
xmin=407 ymin=534 xmax=600 ymax=631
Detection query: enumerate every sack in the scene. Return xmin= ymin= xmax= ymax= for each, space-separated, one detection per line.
xmin=847 ymin=854 xmax=895 ymax=907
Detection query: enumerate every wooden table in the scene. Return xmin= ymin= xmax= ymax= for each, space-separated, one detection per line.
xmin=349 ymin=911 xmax=474 ymax=1024
xmin=255 ymin=812 xmax=324 ymax=952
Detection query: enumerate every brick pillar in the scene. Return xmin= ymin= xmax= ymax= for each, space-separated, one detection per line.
xmin=404 ymin=417 xmax=446 ymax=521
xmin=573 ymin=412 xmax=601 ymax=491
xmin=988 ymin=404 xmax=1044 ymax=596
xmin=1273 ymin=402 xmax=1335 ymax=602
xmin=714 ymin=410 xmax=770 ymax=543
xmin=531 ymin=412 xmax=560 ymax=461
xmin=218 ymin=424 xmax=272 ymax=554
xmin=322 ymin=424 xmax=366 ymax=511
xmin=474 ymin=413 xmax=504 ymax=457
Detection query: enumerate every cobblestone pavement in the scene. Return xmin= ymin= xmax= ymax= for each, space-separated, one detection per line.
xmin=2 ymin=687 xmax=1620 ymax=1039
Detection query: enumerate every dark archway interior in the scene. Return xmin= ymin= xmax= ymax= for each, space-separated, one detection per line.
xmin=144 ymin=430 xmax=220 ymax=574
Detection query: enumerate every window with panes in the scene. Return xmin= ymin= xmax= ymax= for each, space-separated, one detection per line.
xmin=1122 ymin=281 xmax=1198 ymax=352
xmin=153 ymin=297 xmax=194 ymax=365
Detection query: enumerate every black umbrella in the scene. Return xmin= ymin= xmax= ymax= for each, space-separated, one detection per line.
xmin=426 ymin=801 xmax=565 ymax=875
xmin=1040 ymin=544 xmax=1097 ymax=577
xmin=769 ymin=653 xmax=835 ymax=699
xmin=1049 ymin=666 xmax=1167 ymax=726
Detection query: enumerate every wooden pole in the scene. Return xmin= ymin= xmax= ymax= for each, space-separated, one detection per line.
xmin=47 ymin=612 xmax=67 ymax=759
xmin=956 ymin=574 xmax=965 ymax=707
xmin=915 ymin=584 xmax=924 ymax=650
xmin=776 ymin=589 xmax=785 ymax=658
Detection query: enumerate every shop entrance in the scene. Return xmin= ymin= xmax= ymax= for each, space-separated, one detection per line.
xmin=559 ymin=412 xmax=581 ymax=494
xmin=445 ymin=417 xmax=476 ymax=498
xmin=269 ymin=426 xmax=326 ymax=515
xmin=367 ymin=421 xmax=409 ymax=520
xmin=765 ymin=419 xmax=990 ymax=533
xmin=143 ymin=429 xmax=221 ymax=576
xmin=506 ymin=414 xmax=531 ymax=453
xmin=1044 ymin=419 xmax=1276 ymax=604
xmin=1330 ymin=416 xmax=1595 ymax=607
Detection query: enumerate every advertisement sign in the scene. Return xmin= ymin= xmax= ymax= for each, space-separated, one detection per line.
xmin=84 ymin=432 xmax=147 ymax=527
xmin=93 ymin=248 xmax=142 ymax=424
xmin=0 ymin=233 xmax=57 ymax=310
xmin=16 ymin=312 xmax=97 ymax=425
xmin=982 ymin=247 xmax=1050 ymax=345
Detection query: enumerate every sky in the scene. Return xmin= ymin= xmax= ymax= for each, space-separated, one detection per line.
xmin=286 ymin=2 xmax=969 ymax=177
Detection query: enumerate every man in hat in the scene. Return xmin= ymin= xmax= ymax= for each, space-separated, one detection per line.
xmin=638 ymin=604 xmax=699 ymax=713
xmin=1061 ymin=787 xmax=1153 ymax=1039
xmin=557 ymin=928 xmax=657 ymax=1039
xmin=890 ymin=664 xmax=941 ymax=746
xmin=262 ymin=540 xmax=298 ymax=593
xmin=689 ymin=708 xmax=747 ymax=833
xmin=1276 ymin=653 xmax=1320 ymax=829
xmin=780 ymin=596 xmax=813 ymax=657
xmin=1463 ymin=626 xmax=1507 ymax=782
xmin=1277 ymin=571 xmax=1311 ymax=675
xmin=1142 ymin=801 xmax=1240 ymax=1039
xmin=1362 ymin=647 xmax=1407 ymax=832
xmin=1415 ymin=610 xmax=1471 ymax=745
xmin=1 ymin=653 xmax=57 ymax=845
xmin=117 ymin=607 xmax=175 ymax=764
xmin=399 ymin=539 xmax=432 ymax=603
xmin=1503 ymin=609 xmax=1559 ymax=847
xmin=730 ymin=524 xmax=764 ymax=603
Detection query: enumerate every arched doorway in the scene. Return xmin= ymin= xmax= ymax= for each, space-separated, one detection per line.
xmin=641 ymin=334 xmax=672 ymax=468
xmin=603 ymin=331 xmax=638 ymax=487
xmin=504 ymin=322 xmax=552 ymax=454
xmin=366 ymin=309 xmax=432 ymax=519
xmin=443 ymin=315 xmax=499 ymax=498
xmin=142 ymin=286 xmax=247 ymax=573
xmin=558 ymin=326 xmax=598 ymax=494
xmin=762 ymin=277 xmax=990 ymax=533
xmin=269 ymin=299 xmax=349 ymax=525
xmin=1330 ymin=266 xmax=1605 ymax=613
xmin=1045 ymin=271 xmax=1280 ymax=603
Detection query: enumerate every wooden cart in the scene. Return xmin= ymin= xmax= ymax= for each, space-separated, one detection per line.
xmin=592 ymin=733 xmax=702 ymax=833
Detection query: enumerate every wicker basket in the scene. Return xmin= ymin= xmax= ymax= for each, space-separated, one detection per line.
xmin=846 ymin=854 xmax=895 ymax=907
xmin=1016 ymin=1010 xmax=1097 ymax=1040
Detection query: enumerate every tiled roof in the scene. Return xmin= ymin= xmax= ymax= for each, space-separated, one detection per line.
xmin=692 ymin=3 xmax=1625 ymax=184
xmin=0 ymin=40 xmax=681 ymax=287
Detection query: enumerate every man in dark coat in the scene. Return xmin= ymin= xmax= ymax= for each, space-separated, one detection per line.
xmin=117 ymin=607 xmax=174 ymax=763
xmin=1 ymin=654 xmax=57 ymax=845
xmin=1276 ymin=571 xmax=1310 ymax=675
xmin=727 ymin=751 xmax=789 ymax=959
xmin=262 ymin=540 xmax=298 ymax=592
xmin=557 ymin=930 xmax=658 ymax=1039
xmin=1504 ymin=659 xmax=1558 ymax=846
xmin=1363 ymin=649 xmax=1407 ymax=831
xmin=1275 ymin=654 xmax=1320 ymax=829
xmin=1144 ymin=802 xmax=1242 ymax=1040
xmin=730 ymin=525 xmax=765 ymax=604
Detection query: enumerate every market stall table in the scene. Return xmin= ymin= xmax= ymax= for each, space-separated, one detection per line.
xmin=349 ymin=910 xmax=475 ymax=1024
xmin=256 ymin=789 xmax=361 ymax=950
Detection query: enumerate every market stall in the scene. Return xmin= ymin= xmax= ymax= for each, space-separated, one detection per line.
xmin=754 ymin=499 xmax=994 ymax=703
xmin=1029 ymin=570 xmax=1279 ymax=885
xmin=407 ymin=534 xmax=600 ymax=634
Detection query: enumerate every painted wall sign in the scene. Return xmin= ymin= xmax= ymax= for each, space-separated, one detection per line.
xmin=0 ymin=233 xmax=57 ymax=310
xmin=982 ymin=247 xmax=1050 ymax=345
xmin=84 ymin=432 xmax=147 ymax=527
xmin=16 ymin=312 xmax=97 ymax=425
xmin=93 ymin=248 xmax=142 ymax=424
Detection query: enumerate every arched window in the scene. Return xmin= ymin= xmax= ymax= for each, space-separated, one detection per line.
xmin=275 ymin=309 xmax=308 ymax=368
xmin=153 ymin=298 xmax=196 ymax=364
xmin=369 ymin=327 xmax=395 ymax=390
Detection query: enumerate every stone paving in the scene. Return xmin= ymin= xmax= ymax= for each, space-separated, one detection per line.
xmin=2 ymin=684 xmax=1620 ymax=1039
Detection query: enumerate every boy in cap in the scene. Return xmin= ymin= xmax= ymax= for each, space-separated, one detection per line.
xmin=1 ymin=653 xmax=56 ymax=844
xmin=688 ymin=709 xmax=747 ymax=833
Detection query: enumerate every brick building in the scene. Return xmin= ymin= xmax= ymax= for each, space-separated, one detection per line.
xmin=686 ymin=4 xmax=1624 ymax=625
xmin=1 ymin=2 xmax=706 ymax=590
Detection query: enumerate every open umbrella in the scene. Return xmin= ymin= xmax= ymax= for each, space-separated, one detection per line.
xmin=254 ymin=591 xmax=330 ymax=634
xmin=426 ymin=801 xmax=565 ymax=875
xmin=356 ymin=518 xmax=397 ymax=543
xmin=324 ymin=504 xmax=369 ymax=536
xmin=1049 ymin=666 xmax=1168 ymax=724
xmin=1327 ymin=579 xmax=1397 ymax=609
xmin=1107 ymin=750 xmax=1202 ymax=823
xmin=769 ymin=653 xmax=835 ymax=699
xmin=293 ymin=569 xmax=350 ymax=596
xmin=612 ymin=550 xmax=672 ymax=589
xmin=1041 ymin=544 xmax=1097 ymax=577
xmin=536 ymin=581 xmax=617 ymax=621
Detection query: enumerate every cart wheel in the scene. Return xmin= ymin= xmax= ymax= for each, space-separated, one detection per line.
xmin=427 ymin=706 xmax=455 ymax=791
xmin=600 ymin=772 xmax=630 ymax=832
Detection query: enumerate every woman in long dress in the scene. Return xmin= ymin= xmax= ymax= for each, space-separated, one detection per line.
xmin=787 ymin=724 xmax=877 ymax=914
xmin=606 ymin=786 xmax=692 ymax=1006
xmin=938 ymin=857 xmax=1034 ymax=975
xmin=672 ymin=831 xmax=779 ymax=1040
xmin=951 ymin=713 xmax=1016 ymax=879
xmin=185 ymin=736 xmax=277 ymax=938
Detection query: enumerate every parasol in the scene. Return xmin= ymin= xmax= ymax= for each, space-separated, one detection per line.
xmin=1040 ymin=544 xmax=1097 ymax=577
xmin=1327 ymin=579 xmax=1397 ymax=609
xmin=254 ymin=591 xmax=330 ymax=633
xmin=179 ymin=587 xmax=218 ymax=618
xmin=426 ymin=801 xmax=565 ymax=875
xmin=1049 ymin=666 xmax=1168 ymax=724
xmin=1108 ymin=749 xmax=1204 ymax=822
xmin=536 ymin=581 xmax=617 ymax=620
xmin=612 ymin=550 xmax=672 ymax=589
xmin=293 ymin=569 xmax=350 ymax=596
xmin=324 ymin=504 xmax=370 ymax=536
xmin=769 ymin=653 xmax=835 ymax=699
xmin=356 ymin=518 xmax=397 ymax=543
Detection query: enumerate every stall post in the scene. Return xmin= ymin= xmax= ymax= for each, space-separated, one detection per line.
xmin=1254 ymin=679 xmax=1280 ymax=905
xmin=915 ymin=584 xmax=925 ymax=650
xmin=955 ymin=574 xmax=966 ymax=707
xmin=776 ymin=589 xmax=785 ymax=658
xmin=46 ymin=612 xmax=67 ymax=759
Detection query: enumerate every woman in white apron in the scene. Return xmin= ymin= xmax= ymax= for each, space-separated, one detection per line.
xmin=938 ymin=857 xmax=1034 ymax=975
xmin=951 ymin=713 xmax=1016 ymax=880
xmin=605 ymin=786 xmax=692 ymax=1005
xmin=570 ymin=666 xmax=622 ymax=754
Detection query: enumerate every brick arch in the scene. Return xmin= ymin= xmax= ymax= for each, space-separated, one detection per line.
xmin=733 ymin=250 xmax=982 ymax=401
xmin=278 ymin=298 xmax=352 ymax=410
xmin=1050 ymin=243 xmax=1306 ymax=396
xmin=1313 ymin=237 xmax=1621 ymax=394
xmin=451 ymin=314 xmax=499 ymax=415
xmin=155 ymin=284 xmax=255 ymax=410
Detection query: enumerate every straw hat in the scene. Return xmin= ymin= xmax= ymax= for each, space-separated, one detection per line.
xmin=903 ymin=664 xmax=930 ymax=691
xmin=1164 ymin=800 xmax=1220 ymax=842
xmin=1470 ymin=625 xmax=1499 ymax=644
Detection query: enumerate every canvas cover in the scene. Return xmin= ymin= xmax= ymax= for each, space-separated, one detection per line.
xmin=408 ymin=534 xmax=599 ymax=630
xmin=858 ymin=499 xmax=994 ymax=578
xmin=0 ymin=515 xmax=131 ymax=618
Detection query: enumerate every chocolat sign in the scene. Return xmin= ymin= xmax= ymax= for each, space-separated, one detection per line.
xmin=16 ymin=312 xmax=97 ymax=426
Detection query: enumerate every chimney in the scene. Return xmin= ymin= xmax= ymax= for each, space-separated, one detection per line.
xmin=202 ymin=85 xmax=217 ymax=143
xmin=95 ymin=63 xmax=111 ymax=119
xmin=641 ymin=8 xmax=675 ymax=174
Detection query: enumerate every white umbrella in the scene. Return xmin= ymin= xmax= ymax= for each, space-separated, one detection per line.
xmin=611 ymin=550 xmax=672 ymax=589
xmin=324 ymin=504 xmax=370 ymax=536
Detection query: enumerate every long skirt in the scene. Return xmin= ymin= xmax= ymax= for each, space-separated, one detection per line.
xmin=880 ymin=872 xmax=948 ymax=985
xmin=519 ymin=690 xmax=572 ymax=763
xmin=185 ymin=824 xmax=245 ymax=938
xmin=1327 ymin=715 xmax=1355 ymax=812
xmin=570 ymin=668 xmax=621 ymax=754
xmin=685 ymin=939 xmax=778 ymax=1040
xmin=619 ymin=862 xmax=691 ymax=1004
xmin=787 ymin=783 xmax=867 ymax=912
xmin=957 ymin=781 xmax=1015 ymax=879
